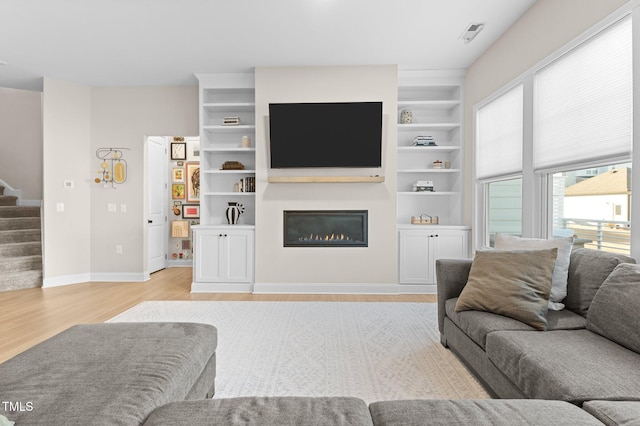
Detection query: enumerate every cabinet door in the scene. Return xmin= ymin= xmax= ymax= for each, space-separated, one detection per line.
xmin=434 ymin=230 xmax=469 ymax=260
xmin=223 ymin=231 xmax=254 ymax=283
xmin=194 ymin=231 xmax=224 ymax=282
xmin=399 ymin=231 xmax=434 ymax=284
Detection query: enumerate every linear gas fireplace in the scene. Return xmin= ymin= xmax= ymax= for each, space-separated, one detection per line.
xmin=284 ymin=210 xmax=368 ymax=247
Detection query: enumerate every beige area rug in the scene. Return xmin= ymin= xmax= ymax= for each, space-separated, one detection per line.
xmin=108 ymin=301 xmax=489 ymax=403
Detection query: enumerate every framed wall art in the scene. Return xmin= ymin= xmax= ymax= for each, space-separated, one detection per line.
xmin=171 ymin=142 xmax=187 ymax=160
xmin=182 ymin=204 xmax=200 ymax=219
xmin=186 ymin=162 xmax=200 ymax=203
xmin=172 ymin=183 xmax=185 ymax=199
xmin=172 ymin=167 xmax=184 ymax=182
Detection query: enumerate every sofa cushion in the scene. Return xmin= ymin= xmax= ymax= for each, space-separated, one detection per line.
xmin=143 ymin=397 xmax=373 ymax=426
xmin=494 ymin=233 xmax=573 ymax=310
xmin=455 ymin=249 xmax=557 ymax=330
xmin=564 ymin=248 xmax=635 ymax=316
xmin=587 ymin=263 xmax=640 ymax=354
xmin=486 ymin=329 xmax=640 ymax=403
xmin=445 ymin=298 xmax=586 ymax=349
xmin=368 ymin=399 xmax=603 ymax=426
xmin=583 ymin=400 xmax=640 ymax=426
xmin=0 ymin=322 xmax=218 ymax=426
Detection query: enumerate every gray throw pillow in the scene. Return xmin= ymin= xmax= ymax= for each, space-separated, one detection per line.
xmin=587 ymin=263 xmax=640 ymax=354
xmin=494 ymin=234 xmax=573 ymax=310
xmin=455 ymin=249 xmax=557 ymax=330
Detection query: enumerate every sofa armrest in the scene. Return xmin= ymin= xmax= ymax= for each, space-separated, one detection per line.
xmin=436 ymin=258 xmax=472 ymax=335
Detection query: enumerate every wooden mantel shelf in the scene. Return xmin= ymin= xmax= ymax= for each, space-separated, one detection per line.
xmin=267 ymin=175 xmax=385 ymax=183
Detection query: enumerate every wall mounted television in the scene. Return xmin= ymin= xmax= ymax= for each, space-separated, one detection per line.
xmin=268 ymin=101 xmax=383 ymax=168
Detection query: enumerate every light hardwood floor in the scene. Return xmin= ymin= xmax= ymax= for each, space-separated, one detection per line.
xmin=0 ymin=267 xmax=435 ymax=363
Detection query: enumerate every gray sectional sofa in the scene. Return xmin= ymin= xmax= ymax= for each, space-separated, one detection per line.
xmin=3 ymin=249 xmax=640 ymax=425
xmin=437 ymin=248 xmax=640 ymax=420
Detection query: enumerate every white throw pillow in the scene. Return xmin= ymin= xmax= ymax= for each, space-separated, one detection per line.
xmin=494 ymin=234 xmax=574 ymax=310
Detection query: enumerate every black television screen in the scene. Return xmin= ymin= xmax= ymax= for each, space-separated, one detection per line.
xmin=269 ymin=102 xmax=383 ymax=168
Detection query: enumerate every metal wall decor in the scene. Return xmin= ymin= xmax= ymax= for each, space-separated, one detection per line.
xmin=95 ymin=148 xmax=129 ymax=188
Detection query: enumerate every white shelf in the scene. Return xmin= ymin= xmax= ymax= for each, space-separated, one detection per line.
xmin=397 ymin=146 xmax=461 ymax=153
xmin=397 ymin=100 xmax=460 ymax=109
xmin=398 ymin=191 xmax=459 ymax=196
xmin=398 ymin=123 xmax=460 ymax=131
xmin=203 ymin=102 xmax=256 ymax=110
xmin=203 ymin=192 xmax=255 ymax=196
xmin=203 ymin=169 xmax=256 ymax=174
xmin=398 ymin=169 xmax=460 ymax=173
xmin=201 ymin=147 xmax=256 ymax=153
xmin=203 ymin=125 xmax=256 ymax=132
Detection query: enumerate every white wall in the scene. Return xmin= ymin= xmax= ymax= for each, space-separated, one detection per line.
xmin=463 ymin=0 xmax=629 ymax=229
xmin=90 ymin=87 xmax=198 ymax=278
xmin=0 ymin=87 xmax=42 ymax=201
xmin=254 ymin=65 xmax=398 ymax=289
xmin=42 ymin=78 xmax=92 ymax=285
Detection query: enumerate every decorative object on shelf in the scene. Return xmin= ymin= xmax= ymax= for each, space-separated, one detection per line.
xmin=226 ymin=202 xmax=245 ymax=225
xmin=444 ymin=161 xmax=451 ymax=169
xmin=413 ymin=136 xmax=437 ymax=146
xmin=413 ymin=180 xmax=435 ymax=192
xmin=172 ymin=183 xmax=185 ymax=199
xmin=241 ymin=135 xmax=251 ymax=148
xmin=171 ymin=142 xmax=187 ymax=160
xmin=221 ymin=161 xmax=245 ymax=170
xmin=182 ymin=204 xmax=200 ymax=219
xmin=172 ymin=168 xmax=184 ymax=182
xmin=171 ymin=220 xmax=189 ymax=237
xmin=186 ymin=162 xmax=200 ymax=203
xmin=433 ymin=160 xmax=443 ymax=169
xmin=223 ymin=116 xmax=241 ymax=126
xmin=411 ymin=214 xmax=439 ymax=225
xmin=94 ymin=147 xmax=129 ymax=188
xmin=238 ymin=177 xmax=255 ymax=192
xmin=400 ymin=109 xmax=412 ymax=124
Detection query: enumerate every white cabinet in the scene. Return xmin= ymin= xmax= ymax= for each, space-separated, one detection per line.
xmin=196 ymin=73 xmax=256 ymax=226
xmin=397 ymin=71 xmax=464 ymax=225
xmin=398 ymin=227 xmax=470 ymax=285
xmin=192 ymin=226 xmax=254 ymax=288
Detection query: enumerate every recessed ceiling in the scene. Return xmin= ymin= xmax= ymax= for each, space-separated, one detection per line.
xmin=0 ymin=0 xmax=536 ymax=91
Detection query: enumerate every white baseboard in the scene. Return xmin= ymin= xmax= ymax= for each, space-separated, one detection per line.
xmin=43 ymin=273 xmax=92 ymax=288
xmin=91 ymin=272 xmax=149 ymax=282
xmin=397 ymin=284 xmax=437 ymax=294
xmin=191 ymin=282 xmax=254 ymax=293
xmin=253 ymin=282 xmax=400 ymax=295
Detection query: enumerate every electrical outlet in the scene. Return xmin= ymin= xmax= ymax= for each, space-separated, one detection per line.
xmin=107 ymin=203 xmax=117 ymax=213
xmin=116 ymin=245 xmax=123 ymax=254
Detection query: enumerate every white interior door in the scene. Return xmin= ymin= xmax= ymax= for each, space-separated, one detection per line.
xmin=148 ymin=136 xmax=168 ymax=273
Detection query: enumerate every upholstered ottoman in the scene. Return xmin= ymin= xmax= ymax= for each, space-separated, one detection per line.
xmin=0 ymin=322 xmax=217 ymax=425
xmin=143 ymin=397 xmax=373 ymax=425
xmin=368 ymin=399 xmax=604 ymax=425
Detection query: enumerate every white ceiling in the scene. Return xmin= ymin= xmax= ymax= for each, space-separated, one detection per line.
xmin=0 ymin=0 xmax=537 ymax=91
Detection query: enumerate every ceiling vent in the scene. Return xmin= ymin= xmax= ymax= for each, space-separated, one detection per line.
xmin=460 ymin=23 xmax=485 ymax=44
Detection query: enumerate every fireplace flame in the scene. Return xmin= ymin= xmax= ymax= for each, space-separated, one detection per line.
xmin=303 ymin=233 xmax=352 ymax=242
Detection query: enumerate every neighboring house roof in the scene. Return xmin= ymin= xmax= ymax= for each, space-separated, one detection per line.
xmin=565 ymin=168 xmax=631 ymax=196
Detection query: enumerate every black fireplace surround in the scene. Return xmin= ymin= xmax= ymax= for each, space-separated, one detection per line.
xmin=283 ymin=210 xmax=368 ymax=247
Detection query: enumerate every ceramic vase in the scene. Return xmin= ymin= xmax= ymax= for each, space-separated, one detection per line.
xmin=226 ymin=202 xmax=244 ymax=225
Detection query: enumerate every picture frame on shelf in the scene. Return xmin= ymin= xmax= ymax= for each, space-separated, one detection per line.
xmin=171 ymin=142 xmax=187 ymax=160
xmin=182 ymin=204 xmax=200 ymax=219
xmin=186 ymin=162 xmax=200 ymax=203
xmin=172 ymin=168 xmax=184 ymax=182
xmin=172 ymin=183 xmax=185 ymax=199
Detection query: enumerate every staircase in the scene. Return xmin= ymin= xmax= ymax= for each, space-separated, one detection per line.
xmin=0 ymin=186 xmax=42 ymax=291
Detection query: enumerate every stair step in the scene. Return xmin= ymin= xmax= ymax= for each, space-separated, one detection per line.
xmin=0 ymin=195 xmax=18 ymax=206
xmin=0 ymin=255 xmax=42 ymax=274
xmin=0 ymin=206 xmax=40 ymax=218
xmin=0 ymin=217 xmax=40 ymax=231
xmin=0 ymin=229 xmax=41 ymax=244
xmin=0 ymin=185 xmax=4 ymax=195
xmin=0 ymin=269 xmax=42 ymax=291
xmin=0 ymin=242 xmax=41 ymax=257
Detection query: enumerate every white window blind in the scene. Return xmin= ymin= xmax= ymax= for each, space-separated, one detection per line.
xmin=476 ymin=84 xmax=523 ymax=179
xmin=534 ymin=17 xmax=632 ymax=171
